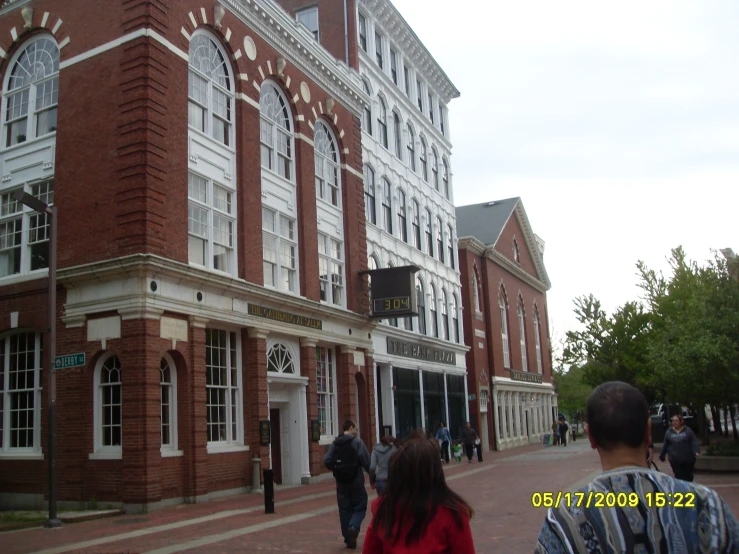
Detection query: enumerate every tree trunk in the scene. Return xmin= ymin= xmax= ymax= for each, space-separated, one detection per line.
xmin=696 ymin=407 xmax=709 ymax=445
xmin=725 ymin=406 xmax=730 ymax=437
xmin=730 ymin=404 xmax=739 ymax=442
xmin=711 ymin=405 xmax=723 ymax=436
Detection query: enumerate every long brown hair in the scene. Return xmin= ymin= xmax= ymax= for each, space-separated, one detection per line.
xmin=372 ymin=433 xmax=474 ymax=545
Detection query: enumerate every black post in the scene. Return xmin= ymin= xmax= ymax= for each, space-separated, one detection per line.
xmin=45 ymin=206 xmax=60 ymax=528
xmin=264 ymin=469 xmax=274 ymax=514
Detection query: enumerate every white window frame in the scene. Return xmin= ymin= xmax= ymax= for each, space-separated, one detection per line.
xmin=358 ymin=12 xmax=367 ymax=52
xmin=187 ymin=172 xmax=236 ymax=275
xmin=390 ymin=48 xmax=398 ymax=85
xmin=416 ymin=277 xmax=426 ymax=335
xmin=404 ymin=65 xmax=411 ymax=97
xmin=318 ymin=232 xmax=345 ymax=306
xmin=436 ymin=216 xmax=444 ymax=264
xmin=0 ymin=332 xmax=43 ymax=457
xmin=314 ymin=121 xmax=341 ymax=208
xmin=1 ymin=180 xmax=53 ymax=279
xmin=447 ymin=224 xmax=455 ymax=269
xmin=429 ymin=284 xmax=439 ymax=338
xmin=416 ymin=78 xmax=423 ymax=111
xmin=361 ymin=79 xmax=372 ymax=135
xmin=396 ymin=188 xmax=407 ymax=243
xmin=473 ymin=272 xmax=481 ymax=313
xmin=375 ymin=31 xmax=384 ymax=69
xmin=442 ymin=158 xmax=450 ymax=199
xmin=431 ymin=147 xmax=440 ymax=191
xmin=424 ymin=208 xmax=433 ymax=257
xmin=452 ymin=293 xmax=460 ymax=343
xmin=428 ymin=92 xmax=435 ymax=124
xmin=364 ymin=164 xmax=376 ymax=225
xmin=260 ymin=81 xmax=294 ymax=181
xmin=534 ymin=309 xmax=543 ymax=374
xmin=91 ymin=353 xmax=122 ymax=460
xmin=406 ymin=124 xmax=416 ymax=171
xmin=377 ymin=96 xmax=388 ymax=149
xmin=160 ymin=353 xmax=182 ymax=457
xmin=441 ymin=289 xmax=450 ymax=341
xmin=500 ymin=294 xmax=511 ymax=369
xmin=296 ymin=6 xmax=319 ymax=41
xmin=206 ymin=329 xmax=244 ymax=451
xmin=316 ymin=346 xmax=338 ymax=444
xmin=393 ymin=111 xmax=402 ymax=159
xmin=420 ymin=137 xmax=428 ymax=182
xmin=411 ymin=198 xmax=421 ymax=250
xmin=518 ymin=302 xmax=528 ymax=371
xmin=2 ymin=35 xmax=59 ymax=149
xmin=381 ymin=178 xmax=393 ymax=235
xmin=188 ymin=32 xmax=234 ymax=147
xmin=262 ymin=206 xmax=299 ymax=293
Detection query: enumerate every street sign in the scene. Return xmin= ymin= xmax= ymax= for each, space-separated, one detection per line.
xmin=54 ymin=353 xmax=85 ymax=370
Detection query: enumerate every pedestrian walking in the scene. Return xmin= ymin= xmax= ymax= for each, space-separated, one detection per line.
xmin=659 ymin=413 xmax=700 ymax=482
xmin=362 ymin=433 xmax=476 ymax=553
xmin=324 ymin=420 xmax=371 ymax=550
xmin=558 ymin=418 xmax=568 ymax=447
xmin=435 ymin=421 xmax=452 ymax=464
xmin=461 ymin=422 xmax=478 ymax=463
xmin=535 ymin=381 xmax=739 ymax=553
xmin=369 ymin=435 xmax=397 ymax=495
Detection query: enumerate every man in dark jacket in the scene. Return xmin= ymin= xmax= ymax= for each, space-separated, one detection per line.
xmin=324 ymin=420 xmax=371 ymax=550
xmin=461 ymin=421 xmax=478 ymax=463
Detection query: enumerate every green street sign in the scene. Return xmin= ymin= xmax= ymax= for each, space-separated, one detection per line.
xmin=54 ymin=353 xmax=85 ymax=370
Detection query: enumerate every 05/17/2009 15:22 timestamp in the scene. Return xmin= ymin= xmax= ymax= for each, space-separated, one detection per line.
xmin=531 ymin=491 xmax=696 ymax=509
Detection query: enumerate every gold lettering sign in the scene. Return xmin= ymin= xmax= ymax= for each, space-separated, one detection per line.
xmin=510 ymin=370 xmax=543 ymax=384
xmin=247 ymin=304 xmax=322 ymax=330
xmin=385 ymin=337 xmax=456 ymax=366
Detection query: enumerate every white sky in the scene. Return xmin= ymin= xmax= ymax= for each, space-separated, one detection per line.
xmin=391 ymin=0 xmax=739 ymax=341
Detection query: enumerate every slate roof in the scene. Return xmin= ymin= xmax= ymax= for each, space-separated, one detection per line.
xmin=455 ymin=197 xmax=520 ymax=246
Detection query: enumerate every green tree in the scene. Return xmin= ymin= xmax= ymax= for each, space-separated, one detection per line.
xmin=553 ymin=364 xmax=591 ymax=419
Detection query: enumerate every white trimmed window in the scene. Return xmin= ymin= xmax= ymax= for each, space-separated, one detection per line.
xmin=472 ymin=271 xmax=481 ymax=313
xmin=92 ymin=353 xmax=122 ymax=458
xmin=500 ymin=293 xmax=510 ymax=368
xmin=314 ymin=121 xmax=341 ymax=207
xmin=420 ymin=137 xmax=428 ymax=182
xmin=318 ymin=233 xmax=344 ymax=306
xmin=268 ymin=343 xmax=295 ymax=374
xmin=397 ymin=188 xmax=407 ymax=243
xmin=377 ymin=97 xmax=388 ymax=149
xmin=425 ymin=208 xmax=433 ymax=257
xmin=206 ymin=329 xmax=242 ymax=444
xmin=429 ymin=284 xmax=439 ymax=338
xmin=188 ymin=33 xmax=233 ymax=146
xmin=406 ymin=124 xmax=416 ymax=171
xmin=296 ymin=6 xmax=319 ymax=41
xmin=381 ymin=178 xmax=392 ymax=234
xmin=411 ymin=199 xmax=421 ymax=250
xmin=440 ymin=104 xmax=446 ymax=136
xmin=436 ymin=216 xmax=444 ymax=264
xmin=375 ymin=31 xmax=384 ymax=69
xmin=534 ymin=309 xmax=543 ymax=374
xmin=513 ymin=239 xmax=520 ymax=263
xmin=441 ymin=289 xmax=450 ymax=341
xmin=447 ymin=224 xmax=455 ymax=269
xmin=518 ymin=302 xmax=528 ymax=371
xmin=416 ymin=78 xmax=423 ymax=111
xmin=160 ymin=355 xmax=179 ymax=454
xmin=1 ymin=180 xmax=53 ymax=278
xmin=416 ymin=277 xmax=426 ymax=334
xmin=364 ymin=164 xmax=376 ymax=225
xmin=362 ymin=79 xmax=372 ymax=135
xmin=0 ymin=332 xmax=42 ymax=454
xmin=404 ymin=66 xmax=411 ymax=97
xmin=316 ymin=347 xmax=337 ymax=441
xmin=390 ymin=49 xmax=398 ymax=85
xmin=3 ymin=36 xmax=59 ymax=148
xmin=428 ymin=92 xmax=435 ymax=124
xmin=452 ymin=293 xmax=460 ymax=343
xmin=442 ymin=158 xmax=450 ymax=199
xmin=393 ymin=112 xmax=402 ymax=159
xmin=188 ymin=172 xmax=234 ymax=273
xmin=262 ymin=207 xmax=298 ymax=293
xmin=431 ymin=148 xmax=440 ymax=192
xmin=260 ymin=82 xmax=293 ymax=180
xmin=358 ymin=12 xmax=367 ymax=52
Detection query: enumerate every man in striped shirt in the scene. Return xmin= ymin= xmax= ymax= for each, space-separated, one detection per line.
xmin=536 ymin=382 xmax=739 ymax=553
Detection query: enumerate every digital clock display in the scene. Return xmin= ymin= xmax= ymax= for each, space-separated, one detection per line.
xmin=373 ymin=296 xmax=411 ymax=314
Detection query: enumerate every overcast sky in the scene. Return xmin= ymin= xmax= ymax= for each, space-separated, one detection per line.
xmin=391 ymin=0 xmax=739 ymax=343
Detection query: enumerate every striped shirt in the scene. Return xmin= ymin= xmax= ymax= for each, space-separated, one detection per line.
xmin=536 ymin=466 xmax=739 ymax=553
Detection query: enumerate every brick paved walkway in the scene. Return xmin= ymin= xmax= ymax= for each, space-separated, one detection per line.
xmin=1 ymin=439 xmax=738 ymax=553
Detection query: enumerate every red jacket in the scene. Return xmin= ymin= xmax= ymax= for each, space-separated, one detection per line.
xmin=362 ymin=496 xmax=476 ymax=553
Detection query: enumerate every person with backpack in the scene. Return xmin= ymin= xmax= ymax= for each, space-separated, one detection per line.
xmin=324 ymin=419 xmax=371 ymax=550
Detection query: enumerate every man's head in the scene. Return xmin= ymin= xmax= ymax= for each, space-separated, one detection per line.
xmin=343 ymin=420 xmax=357 ymax=436
xmin=586 ymin=381 xmax=650 ymax=451
xmin=465 ymin=421 xmax=471 ymax=429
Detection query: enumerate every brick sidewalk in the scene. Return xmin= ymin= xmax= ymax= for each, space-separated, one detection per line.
xmin=1 ymin=439 xmax=738 ymax=553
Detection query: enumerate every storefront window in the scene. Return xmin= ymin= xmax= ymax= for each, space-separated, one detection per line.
xmin=446 ymin=374 xmax=466 ymax=441
xmin=422 ymin=371 xmax=446 ymax=435
xmin=392 ymin=367 xmax=421 ymax=439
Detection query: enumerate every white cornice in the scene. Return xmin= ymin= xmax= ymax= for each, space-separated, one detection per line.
xmin=359 ymin=0 xmax=459 ymax=103
xmin=458 ymin=237 xmax=485 ymax=256
xmin=511 ymin=202 xmax=551 ymax=290
xmin=223 ymin=0 xmax=369 ymax=117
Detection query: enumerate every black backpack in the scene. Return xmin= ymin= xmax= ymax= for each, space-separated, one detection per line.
xmin=332 ymin=437 xmax=359 ymax=484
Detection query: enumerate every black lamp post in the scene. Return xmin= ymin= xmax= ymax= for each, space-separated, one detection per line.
xmin=13 ymin=190 xmax=60 ymax=528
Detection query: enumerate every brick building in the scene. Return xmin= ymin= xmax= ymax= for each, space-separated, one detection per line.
xmin=275 ymin=0 xmax=469 ymax=443
xmin=0 ymin=0 xmax=375 ymax=512
xmin=457 ymin=198 xmax=557 ymax=451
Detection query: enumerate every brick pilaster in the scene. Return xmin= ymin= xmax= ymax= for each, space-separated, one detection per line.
xmin=300 ymin=339 xmax=322 ymax=476
xmin=185 ymin=316 xmax=208 ymax=502
xmin=245 ymin=328 xmax=270 ymax=482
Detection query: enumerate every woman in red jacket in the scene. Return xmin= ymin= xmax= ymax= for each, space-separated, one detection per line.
xmin=362 ymin=433 xmax=476 ymax=553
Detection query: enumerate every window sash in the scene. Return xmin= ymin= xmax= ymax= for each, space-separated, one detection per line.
xmin=375 ymin=32 xmax=383 ymax=68
xmin=316 ymin=347 xmax=337 ymax=437
xmin=519 ymin=307 xmax=527 ymax=371
xmin=187 ymin=173 xmax=235 ymax=273
xmin=1 ymin=333 xmax=42 ymax=451
xmin=359 ymin=14 xmax=367 ymax=52
xmin=262 ymin=208 xmax=298 ymax=293
xmin=206 ymin=329 xmax=240 ymax=444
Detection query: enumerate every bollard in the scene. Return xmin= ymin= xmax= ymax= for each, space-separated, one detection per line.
xmin=264 ymin=469 xmax=275 ymax=514
xmin=250 ymin=457 xmax=263 ymax=494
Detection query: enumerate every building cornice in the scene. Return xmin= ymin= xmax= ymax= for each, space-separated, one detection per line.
xmin=223 ymin=0 xmax=368 ymax=117
xmin=359 ymin=0 xmax=460 ymax=103
xmin=458 ymin=236 xmax=485 ymax=256
xmin=512 ymin=202 xmax=552 ymax=289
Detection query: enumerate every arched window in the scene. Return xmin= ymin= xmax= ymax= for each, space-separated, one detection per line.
xmin=314 ymin=121 xmax=341 ymax=207
xmin=534 ymin=308 xmax=543 ymax=374
xmin=160 ymin=355 xmax=179 ymax=453
xmin=393 ymin=112 xmax=402 ymax=159
xmin=518 ymin=300 xmax=528 ymax=371
xmin=188 ymin=33 xmax=233 ymax=145
xmin=411 ymin=199 xmax=421 ymax=250
xmin=260 ymin=82 xmax=293 ymax=180
xmin=499 ymin=292 xmax=511 ymax=368
xmin=406 ymin=124 xmax=416 ymax=171
xmin=513 ymin=239 xmax=520 ymax=263
xmin=268 ymin=343 xmax=296 ymax=374
xmin=377 ymin=96 xmax=388 ymax=149
xmin=429 ymin=284 xmax=439 ymax=338
xmin=3 ymin=36 xmax=59 ymax=147
xmin=436 ymin=216 xmax=444 ymax=263
xmin=441 ymin=289 xmax=449 ymax=340
xmin=206 ymin=329 xmax=242 ymax=445
xmin=416 ymin=277 xmax=426 ymax=334
xmin=362 ymin=79 xmax=372 ymax=135
xmin=447 ymin=224 xmax=455 ymax=269
xmin=397 ymin=188 xmax=407 ymax=243
xmin=0 ymin=332 xmax=42 ymax=452
xmin=472 ymin=270 xmax=481 ymax=312
xmin=419 ymin=137 xmax=428 ymax=182
xmin=442 ymin=158 xmax=450 ymax=199
xmin=364 ymin=164 xmax=376 ymax=225
xmin=381 ymin=178 xmax=393 ymax=234
xmin=424 ymin=208 xmax=433 ymax=257
xmin=431 ymin=147 xmax=440 ymax=191
xmin=93 ymin=353 xmax=122 ymax=457
xmin=452 ymin=293 xmax=460 ymax=343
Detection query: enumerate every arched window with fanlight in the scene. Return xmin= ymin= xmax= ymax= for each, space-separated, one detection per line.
xmin=314 ymin=120 xmax=341 ymax=208
xmin=92 ymin=353 xmax=123 ymax=458
xmin=159 ymin=354 xmax=179 ymax=454
xmin=260 ymin=81 xmax=294 ymax=180
xmin=3 ymin=36 xmax=59 ymax=147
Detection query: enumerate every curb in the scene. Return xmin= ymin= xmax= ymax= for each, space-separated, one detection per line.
xmin=0 ymin=509 xmax=124 ymax=533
